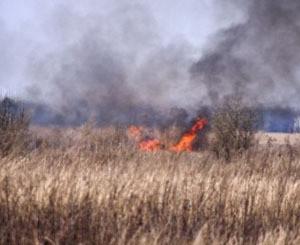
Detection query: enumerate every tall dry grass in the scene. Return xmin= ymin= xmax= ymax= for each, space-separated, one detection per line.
xmin=1 ymin=125 xmax=300 ymax=244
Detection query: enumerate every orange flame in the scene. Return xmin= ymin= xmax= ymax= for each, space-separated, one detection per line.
xmin=139 ymin=139 xmax=160 ymax=151
xmin=170 ymin=118 xmax=208 ymax=152
xmin=128 ymin=117 xmax=208 ymax=152
xmin=129 ymin=125 xmax=143 ymax=141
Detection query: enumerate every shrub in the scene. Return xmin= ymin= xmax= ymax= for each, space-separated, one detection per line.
xmin=211 ymin=96 xmax=259 ymax=161
xmin=0 ymin=97 xmax=30 ymax=156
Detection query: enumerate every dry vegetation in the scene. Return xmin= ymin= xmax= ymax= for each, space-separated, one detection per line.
xmin=0 ymin=124 xmax=299 ymax=245
xmin=1 ymin=97 xmax=300 ymax=244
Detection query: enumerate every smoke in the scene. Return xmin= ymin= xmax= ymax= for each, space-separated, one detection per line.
xmin=0 ymin=19 xmax=18 ymax=91
xmin=25 ymin=1 xmax=197 ymax=125
xmin=12 ymin=0 xmax=300 ymax=127
xmin=191 ymin=0 xmax=300 ymax=108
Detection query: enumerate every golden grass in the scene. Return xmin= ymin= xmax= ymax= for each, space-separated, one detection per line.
xmin=1 ymin=126 xmax=300 ymax=244
xmin=257 ymin=132 xmax=300 ymax=145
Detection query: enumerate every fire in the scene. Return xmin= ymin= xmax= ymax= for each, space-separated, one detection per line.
xmin=129 ymin=125 xmax=143 ymax=140
xmin=170 ymin=118 xmax=208 ymax=152
xmin=139 ymin=139 xmax=160 ymax=151
xmin=129 ymin=117 xmax=208 ymax=152
xmin=129 ymin=125 xmax=161 ymax=151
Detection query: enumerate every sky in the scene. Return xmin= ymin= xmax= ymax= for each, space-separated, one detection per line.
xmin=0 ymin=0 xmax=243 ymax=96
xmin=2 ymin=0 xmax=300 ymax=128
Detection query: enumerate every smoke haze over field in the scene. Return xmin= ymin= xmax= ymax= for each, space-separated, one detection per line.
xmin=192 ymin=0 xmax=300 ymax=107
xmin=1 ymin=0 xmax=300 ymax=125
xmin=25 ymin=2 xmax=196 ymax=125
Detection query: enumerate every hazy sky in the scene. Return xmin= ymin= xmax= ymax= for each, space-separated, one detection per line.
xmin=0 ymin=0 xmax=243 ymax=96
xmin=2 ymin=0 xmax=300 ymax=126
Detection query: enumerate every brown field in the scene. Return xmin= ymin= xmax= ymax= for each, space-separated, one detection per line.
xmin=257 ymin=132 xmax=300 ymax=145
xmin=1 ymin=126 xmax=300 ymax=244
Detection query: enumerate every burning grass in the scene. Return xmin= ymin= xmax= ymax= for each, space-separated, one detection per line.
xmin=1 ymin=125 xmax=300 ymax=244
xmin=129 ymin=117 xmax=208 ymax=152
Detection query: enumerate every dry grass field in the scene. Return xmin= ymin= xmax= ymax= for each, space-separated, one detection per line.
xmin=257 ymin=132 xmax=300 ymax=146
xmin=0 ymin=125 xmax=300 ymax=244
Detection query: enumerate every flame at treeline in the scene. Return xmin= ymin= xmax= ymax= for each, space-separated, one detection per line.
xmin=129 ymin=117 xmax=208 ymax=152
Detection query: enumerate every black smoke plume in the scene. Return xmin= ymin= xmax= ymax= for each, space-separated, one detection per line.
xmin=191 ymin=0 xmax=300 ymax=108
xmin=26 ymin=1 xmax=194 ymax=126
xmin=24 ymin=0 xmax=300 ymax=129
